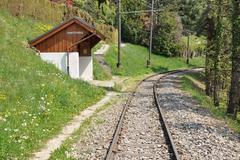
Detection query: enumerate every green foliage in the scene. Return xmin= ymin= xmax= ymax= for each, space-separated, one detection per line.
xmin=0 ymin=10 xmax=105 ymax=159
xmin=74 ymin=0 xmax=116 ymax=26
xmin=153 ymin=11 xmax=183 ymax=56
xmin=121 ymin=0 xmax=184 ymax=56
xmin=97 ymin=24 xmax=118 ymax=43
xmin=178 ymin=0 xmax=206 ymax=32
xmin=180 ymin=35 xmax=207 ymax=56
xmin=121 ymin=0 xmax=147 ymax=45
xmin=73 ymin=0 xmax=117 ymax=42
xmin=227 ymin=0 xmax=240 ymax=117
xmin=105 ymin=43 xmax=205 ymax=77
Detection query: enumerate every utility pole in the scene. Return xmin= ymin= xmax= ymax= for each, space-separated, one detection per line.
xmin=147 ymin=0 xmax=154 ymax=68
xmin=117 ymin=0 xmax=121 ymax=68
xmin=186 ymin=34 xmax=190 ymax=64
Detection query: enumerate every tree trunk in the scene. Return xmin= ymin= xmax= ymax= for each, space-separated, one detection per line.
xmin=227 ymin=0 xmax=240 ymax=118
xmin=205 ymin=52 xmax=211 ymax=96
xmin=205 ymin=0 xmax=215 ymax=96
xmin=213 ymin=0 xmax=223 ymax=107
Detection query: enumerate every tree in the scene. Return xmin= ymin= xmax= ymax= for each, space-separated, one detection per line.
xmin=204 ymin=0 xmax=215 ymax=96
xmin=227 ymin=0 xmax=240 ymax=118
xmin=178 ymin=0 xmax=206 ymax=33
xmin=74 ymin=0 xmax=116 ymax=25
xmin=212 ymin=0 xmax=224 ymax=107
xmin=121 ymin=0 xmax=183 ymax=56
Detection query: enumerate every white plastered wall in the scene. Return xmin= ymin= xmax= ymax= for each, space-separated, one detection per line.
xmin=40 ymin=52 xmax=93 ymax=80
xmin=79 ymin=56 xmax=93 ymax=81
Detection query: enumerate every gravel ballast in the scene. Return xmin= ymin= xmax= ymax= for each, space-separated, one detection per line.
xmin=68 ymin=94 xmax=125 ymax=159
xmin=65 ymin=70 xmax=240 ymax=160
xmin=156 ymin=71 xmax=240 ymax=160
xmin=115 ymin=75 xmax=171 ymax=160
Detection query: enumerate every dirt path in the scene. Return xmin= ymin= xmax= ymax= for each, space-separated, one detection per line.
xmin=156 ymin=70 xmax=240 ymax=160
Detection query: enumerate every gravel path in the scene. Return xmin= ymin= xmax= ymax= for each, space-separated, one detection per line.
xmin=156 ymin=71 xmax=240 ymax=160
xmin=115 ymin=75 xmax=171 ymax=160
xmin=69 ymin=94 xmax=126 ymax=159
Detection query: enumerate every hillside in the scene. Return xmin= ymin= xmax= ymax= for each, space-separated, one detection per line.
xmin=0 ymin=10 xmax=105 ymax=159
xmin=105 ymin=44 xmax=205 ymax=77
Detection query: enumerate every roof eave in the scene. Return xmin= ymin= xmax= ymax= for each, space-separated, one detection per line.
xmin=29 ymin=17 xmax=106 ymax=47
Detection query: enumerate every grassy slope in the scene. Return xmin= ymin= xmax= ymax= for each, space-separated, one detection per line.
xmin=0 ymin=10 xmax=105 ymax=159
xmin=92 ymin=43 xmax=112 ymax=80
xmin=181 ymin=72 xmax=240 ymax=133
xmin=93 ymin=56 xmax=112 ymax=80
xmin=105 ymin=44 xmax=205 ymax=77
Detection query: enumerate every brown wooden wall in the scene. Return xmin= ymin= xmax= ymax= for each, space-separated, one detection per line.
xmin=34 ymin=23 xmax=89 ymax=52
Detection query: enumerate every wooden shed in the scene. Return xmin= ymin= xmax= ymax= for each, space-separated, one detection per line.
xmin=29 ymin=17 xmax=105 ymax=80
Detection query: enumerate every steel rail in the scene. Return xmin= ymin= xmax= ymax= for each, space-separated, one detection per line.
xmin=105 ymin=73 xmax=159 ymax=160
xmin=152 ymin=68 xmax=203 ymax=159
xmin=105 ymin=69 xmax=201 ymax=160
xmin=153 ymin=70 xmax=183 ymax=160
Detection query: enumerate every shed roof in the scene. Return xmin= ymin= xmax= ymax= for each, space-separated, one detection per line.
xmin=29 ymin=17 xmax=105 ymax=47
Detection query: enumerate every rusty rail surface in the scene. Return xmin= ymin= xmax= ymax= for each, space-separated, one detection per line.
xmin=153 ymin=71 xmax=183 ymax=160
xmin=105 ymin=72 xmax=159 ymax=160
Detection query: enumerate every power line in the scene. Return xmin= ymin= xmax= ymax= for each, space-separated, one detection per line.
xmin=121 ymin=9 xmax=162 ymax=14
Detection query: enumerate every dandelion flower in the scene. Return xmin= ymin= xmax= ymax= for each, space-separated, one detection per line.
xmin=21 ymin=122 xmax=27 ymax=127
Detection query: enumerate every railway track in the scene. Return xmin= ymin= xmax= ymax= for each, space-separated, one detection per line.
xmin=105 ymin=70 xmax=184 ymax=160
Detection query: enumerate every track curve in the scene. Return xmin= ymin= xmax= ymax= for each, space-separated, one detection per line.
xmin=105 ymin=70 xmax=187 ymax=160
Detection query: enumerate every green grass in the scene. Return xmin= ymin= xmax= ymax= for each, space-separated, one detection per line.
xmin=49 ymin=98 xmax=120 ymax=160
xmin=92 ymin=43 xmax=112 ymax=81
xmin=93 ymin=56 xmax=112 ymax=80
xmin=0 ymin=10 xmax=105 ymax=159
xmin=181 ymin=73 xmax=240 ymax=133
xmin=105 ymin=43 xmax=205 ymax=77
